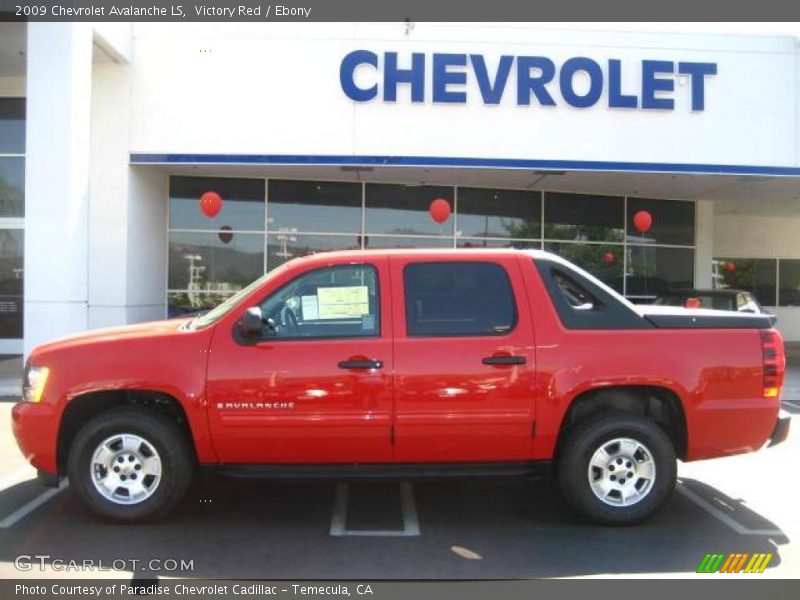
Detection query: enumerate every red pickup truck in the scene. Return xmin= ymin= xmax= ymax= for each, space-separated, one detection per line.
xmin=13 ymin=249 xmax=790 ymax=525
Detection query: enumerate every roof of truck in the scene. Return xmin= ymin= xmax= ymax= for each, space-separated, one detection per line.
xmin=289 ymin=247 xmax=553 ymax=262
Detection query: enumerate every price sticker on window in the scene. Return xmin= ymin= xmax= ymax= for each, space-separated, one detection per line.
xmin=317 ymin=286 xmax=370 ymax=319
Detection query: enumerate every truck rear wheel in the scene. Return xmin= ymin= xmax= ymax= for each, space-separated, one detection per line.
xmin=67 ymin=406 xmax=193 ymax=523
xmin=558 ymin=414 xmax=676 ymax=525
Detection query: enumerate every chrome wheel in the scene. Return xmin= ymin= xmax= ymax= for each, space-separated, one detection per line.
xmin=587 ymin=437 xmax=656 ymax=507
xmin=90 ymin=434 xmax=162 ymax=505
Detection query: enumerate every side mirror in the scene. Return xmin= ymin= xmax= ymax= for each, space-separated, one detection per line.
xmin=237 ymin=307 xmax=264 ymax=338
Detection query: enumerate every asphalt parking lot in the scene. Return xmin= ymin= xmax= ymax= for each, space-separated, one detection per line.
xmin=0 ymin=359 xmax=798 ymax=579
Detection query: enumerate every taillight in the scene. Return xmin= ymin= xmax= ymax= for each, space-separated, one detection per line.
xmin=760 ymin=329 xmax=785 ymax=399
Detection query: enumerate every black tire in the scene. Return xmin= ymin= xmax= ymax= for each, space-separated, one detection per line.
xmin=557 ymin=413 xmax=676 ymax=525
xmin=67 ymin=406 xmax=194 ymax=523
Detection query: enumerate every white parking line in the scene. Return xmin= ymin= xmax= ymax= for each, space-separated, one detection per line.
xmin=329 ymin=482 xmax=421 ymax=537
xmin=676 ymin=481 xmax=782 ymax=536
xmin=0 ymin=480 xmax=68 ymax=529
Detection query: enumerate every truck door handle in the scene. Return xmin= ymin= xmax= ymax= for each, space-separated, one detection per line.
xmin=338 ymin=359 xmax=384 ymax=370
xmin=482 ymin=355 xmax=526 ymax=366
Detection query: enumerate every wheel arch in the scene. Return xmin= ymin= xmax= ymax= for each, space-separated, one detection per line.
xmin=555 ymin=385 xmax=688 ymax=461
xmin=57 ymin=389 xmax=198 ymax=475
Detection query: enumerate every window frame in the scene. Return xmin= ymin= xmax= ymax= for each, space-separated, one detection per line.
xmin=248 ymin=263 xmax=382 ymax=343
xmin=402 ymin=260 xmax=519 ymax=339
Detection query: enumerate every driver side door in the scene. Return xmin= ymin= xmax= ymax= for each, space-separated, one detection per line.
xmin=206 ymin=259 xmax=393 ymax=464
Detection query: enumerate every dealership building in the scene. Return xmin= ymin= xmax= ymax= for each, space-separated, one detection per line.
xmin=0 ymin=22 xmax=799 ymax=356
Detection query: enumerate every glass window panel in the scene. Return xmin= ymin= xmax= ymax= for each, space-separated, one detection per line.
xmin=365 ymin=184 xmax=454 ymax=236
xmin=169 ymin=176 xmax=264 ymax=231
xmin=0 ymin=98 xmax=25 ymax=154
xmin=0 ymin=157 xmax=25 ymax=217
xmin=267 ymin=233 xmax=361 ymax=271
xmin=404 ymin=262 xmax=517 ymax=337
xmin=626 ymin=246 xmax=694 ymax=298
xmin=168 ymin=231 xmax=264 ymax=291
xmin=259 ymin=265 xmax=379 ymax=339
xmin=0 ymin=229 xmax=23 ymax=338
xmin=714 ymin=258 xmax=777 ymax=307
xmin=168 ymin=291 xmax=233 ymax=319
xmin=366 ymin=236 xmax=453 ymax=249
xmin=545 ymin=243 xmax=625 ymax=293
xmin=544 ymin=192 xmax=624 ymax=242
xmin=457 ymin=188 xmax=540 ymax=239
xmin=268 ymin=179 xmax=361 ymax=234
xmin=779 ymin=259 xmax=800 ymax=307
xmin=457 ymin=238 xmax=540 ymax=249
xmin=627 ymin=198 xmax=695 ymax=246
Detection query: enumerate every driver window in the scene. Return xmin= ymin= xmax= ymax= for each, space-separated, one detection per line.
xmin=258 ymin=264 xmax=379 ymax=340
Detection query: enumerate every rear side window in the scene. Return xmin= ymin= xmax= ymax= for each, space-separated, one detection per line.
xmin=403 ymin=262 xmax=517 ymax=337
xmin=534 ymin=258 xmax=651 ymax=330
xmin=553 ymin=270 xmax=601 ymax=309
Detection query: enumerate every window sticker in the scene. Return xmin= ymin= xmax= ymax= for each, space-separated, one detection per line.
xmin=361 ymin=314 xmax=376 ymax=331
xmin=317 ymin=286 xmax=370 ymax=319
xmin=301 ymin=295 xmax=319 ymax=320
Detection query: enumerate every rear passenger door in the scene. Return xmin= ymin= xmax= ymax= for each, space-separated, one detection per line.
xmin=390 ymin=255 xmax=537 ymax=462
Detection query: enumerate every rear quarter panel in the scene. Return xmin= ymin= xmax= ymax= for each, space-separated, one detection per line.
xmin=520 ymin=258 xmax=775 ymax=461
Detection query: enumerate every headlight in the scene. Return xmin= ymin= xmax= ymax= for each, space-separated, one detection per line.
xmin=22 ymin=366 xmax=50 ymax=403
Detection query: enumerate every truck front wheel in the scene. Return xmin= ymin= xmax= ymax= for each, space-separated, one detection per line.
xmin=558 ymin=414 xmax=676 ymax=525
xmin=67 ymin=406 xmax=193 ymax=523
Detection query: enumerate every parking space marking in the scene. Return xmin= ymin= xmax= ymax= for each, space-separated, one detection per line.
xmin=676 ymin=481 xmax=782 ymax=536
xmin=329 ymin=482 xmax=420 ymax=537
xmin=0 ymin=479 xmax=68 ymax=529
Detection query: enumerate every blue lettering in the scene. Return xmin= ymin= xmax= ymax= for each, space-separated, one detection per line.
xmin=339 ymin=50 xmax=378 ymax=102
xmin=470 ymin=54 xmax=513 ymax=104
xmin=517 ymin=57 xmax=556 ymax=106
xmin=384 ymin=52 xmax=425 ymax=102
xmin=678 ymin=62 xmax=717 ymax=111
xmin=560 ymin=57 xmax=603 ymax=108
xmin=433 ymin=54 xmax=468 ymax=103
xmin=642 ymin=60 xmax=675 ymax=110
xmin=608 ymin=59 xmax=637 ymax=108
xmin=340 ymin=51 xmax=716 ymax=112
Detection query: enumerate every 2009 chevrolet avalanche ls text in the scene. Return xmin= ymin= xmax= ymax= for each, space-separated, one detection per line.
xmin=13 ymin=249 xmax=791 ymax=525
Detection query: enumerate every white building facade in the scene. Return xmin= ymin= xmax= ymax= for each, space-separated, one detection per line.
xmin=0 ymin=22 xmax=799 ymax=355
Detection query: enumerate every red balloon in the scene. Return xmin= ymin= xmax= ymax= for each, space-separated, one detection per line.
xmin=429 ymin=198 xmax=451 ymax=224
xmin=602 ymin=252 xmax=615 ymax=264
xmin=218 ymin=225 xmax=234 ymax=244
xmin=633 ymin=210 xmax=653 ymax=233
xmin=200 ymin=191 xmax=223 ymax=218
xmin=725 ymin=262 xmax=736 ymax=273
xmin=685 ymin=297 xmax=702 ymax=309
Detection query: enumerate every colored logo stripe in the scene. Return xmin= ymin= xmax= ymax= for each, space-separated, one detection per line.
xmin=745 ymin=553 xmax=773 ymax=573
xmin=697 ymin=553 xmax=773 ymax=573
xmin=697 ymin=554 xmax=725 ymax=573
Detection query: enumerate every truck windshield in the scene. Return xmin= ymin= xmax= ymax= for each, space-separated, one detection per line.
xmin=188 ymin=265 xmax=288 ymax=330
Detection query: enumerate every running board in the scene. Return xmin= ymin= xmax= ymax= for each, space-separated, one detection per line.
xmin=208 ymin=461 xmax=552 ymax=481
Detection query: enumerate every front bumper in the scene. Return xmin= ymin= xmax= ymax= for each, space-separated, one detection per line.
xmin=768 ymin=410 xmax=791 ymax=447
xmin=11 ymin=401 xmax=59 ymax=474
